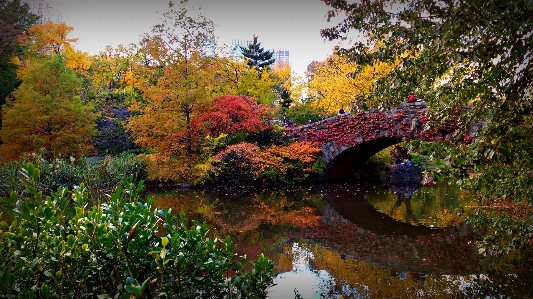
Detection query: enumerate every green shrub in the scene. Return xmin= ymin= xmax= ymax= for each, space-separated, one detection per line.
xmin=0 ymin=163 xmax=275 ymax=298
xmin=0 ymin=153 xmax=146 ymax=196
xmin=0 ymin=160 xmax=20 ymax=196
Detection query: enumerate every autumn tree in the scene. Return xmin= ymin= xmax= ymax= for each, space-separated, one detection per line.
xmin=27 ymin=21 xmax=77 ymax=55
xmin=0 ymin=0 xmax=38 ymax=109
xmin=240 ymin=35 xmax=275 ymax=71
xmin=126 ymin=0 xmax=218 ymax=180
xmin=0 ymin=55 xmax=97 ymax=162
xmin=192 ymin=95 xmax=271 ymax=139
xmin=320 ymin=0 xmax=533 ymax=251
xmin=271 ymin=62 xmax=304 ymax=110
xmin=11 ymin=20 xmax=91 ymax=85
xmin=213 ymin=57 xmax=279 ymax=106
xmin=307 ymin=53 xmax=395 ymax=115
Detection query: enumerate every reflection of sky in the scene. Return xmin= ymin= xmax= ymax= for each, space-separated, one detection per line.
xmin=269 ymin=243 xmax=359 ymax=299
xmin=270 ymin=243 xmax=327 ymax=299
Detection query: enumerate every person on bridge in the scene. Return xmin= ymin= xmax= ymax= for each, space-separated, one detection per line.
xmin=408 ymin=93 xmax=416 ymax=102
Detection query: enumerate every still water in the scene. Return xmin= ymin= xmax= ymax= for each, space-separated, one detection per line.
xmin=149 ymin=181 xmax=532 ymax=298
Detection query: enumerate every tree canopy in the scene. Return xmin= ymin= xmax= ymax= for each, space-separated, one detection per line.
xmin=240 ymin=35 xmax=275 ymax=71
xmin=321 ymin=0 xmax=533 ymax=250
xmin=307 ymin=53 xmax=396 ymax=114
xmin=0 ymin=0 xmax=38 ymax=107
xmin=0 ymin=55 xmax=97 ymax=162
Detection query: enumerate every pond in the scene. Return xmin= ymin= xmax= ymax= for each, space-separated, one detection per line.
xmin=148 ymin=181 xmax=533 ymax=299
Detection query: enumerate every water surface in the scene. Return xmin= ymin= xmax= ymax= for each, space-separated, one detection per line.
xmin=149 ymin=181 xmax=533 ymax=298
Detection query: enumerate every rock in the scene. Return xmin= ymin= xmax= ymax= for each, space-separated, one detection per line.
xmin=388 ymin=164 xmax=423 ymax=181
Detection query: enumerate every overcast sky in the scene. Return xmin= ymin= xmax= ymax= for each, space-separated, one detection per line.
xmin=30 ymin=0 xmax=347 ymax=77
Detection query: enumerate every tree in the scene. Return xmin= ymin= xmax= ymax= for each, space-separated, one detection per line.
xmin=271 ymin=62 xmax=304 ymax=110
xmin=320 ymin=0 xmax=533 ymax=250
xmin=16 ymin=21 xmax=80 ymax=77
xmin=0 ymin=0 xmax=38 ymax=109
xmin=240 ymin=35 xmax=275 ymax=71
xmin=26 ymin=21 xmax=78 ymax=56
xmin=86 ymin=45 xmax=141 ymax=155
xmin=212 ymin=57 xmax=279 ymax=106
xmin=126 ymin=0 xmax=218 ymax=181
xmin=307 ymin=53 xmax=395 ymax=115
xmin=0 ymin=55 xmax=97 ymax=162
xmin=192 ymin=95 xmax=272 ymax=138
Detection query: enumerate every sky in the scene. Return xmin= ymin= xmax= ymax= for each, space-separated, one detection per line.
xmin=30 ymin=0 xmax=347 ymax=78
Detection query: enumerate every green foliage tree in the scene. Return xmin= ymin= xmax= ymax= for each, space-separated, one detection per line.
xmin=0 ymin=55 xmax=97 ymax=162
xmin=284 ymin=102 xmax=323 ymax=125
xmin=240 ymin=35 xmax=275 ymax=71
xmin=320 ymin=0 xmax=533 ymax=250
xmin=0 ymin=0 xmax=38 ymax=109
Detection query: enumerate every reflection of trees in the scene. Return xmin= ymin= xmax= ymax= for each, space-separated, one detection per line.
xmin=362 ymin=181 xmax=468 ymax=227
xmin=390 ymin=189 xmax=417 ymax=224
xmin=299 ymin=202 xmax=482 ymax=275
xmin=302 ymin=243 xmax=533 ymax=299
xmin=207 ymin=197 xmax=320 ymax=235
xmin=150 ymin=187 xmax=532 ymax=298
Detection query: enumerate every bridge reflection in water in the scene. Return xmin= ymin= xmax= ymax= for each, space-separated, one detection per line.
xmin=303 ymin=183 xmax=481 ymax=275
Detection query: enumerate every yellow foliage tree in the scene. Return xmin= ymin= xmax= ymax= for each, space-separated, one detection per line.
xmin=212 ymin=57 xmax=278 ymax=106
xmin=17 ymin=21 xmax=83 ymax=77
xmin=0 ymin=55 xmax=97 ymax=162
xmin=26 ymin=21 xmax=78 ymax=56
xmin=307 ymin=54 xmax=396 ymax=115
xmin=271 ymin=62 xmax=304 ymax=109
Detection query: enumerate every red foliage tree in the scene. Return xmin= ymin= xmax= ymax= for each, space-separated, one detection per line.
xmin=193 ymin=95 xmax=272 ymax=138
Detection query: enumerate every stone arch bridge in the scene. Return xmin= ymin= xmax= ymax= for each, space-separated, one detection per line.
xmin=291 ymin=101 xmax=463 ymax=182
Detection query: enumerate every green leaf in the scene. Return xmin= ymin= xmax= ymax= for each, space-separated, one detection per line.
xmin=125 ymin=277 xmax=141 ymax=297
xmin=41 ymin=284 xmax=49 ymax=298
xmin=43 ymin=270 xmax=53 ymax=278
xmin=140 ymin=278 xmax=150 ymax=295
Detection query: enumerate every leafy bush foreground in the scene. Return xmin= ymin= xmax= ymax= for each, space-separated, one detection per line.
xmin=0 ymin=152 xmax=146 ymax=196
xmin=0 ymin=163 xmax=275 ymax=298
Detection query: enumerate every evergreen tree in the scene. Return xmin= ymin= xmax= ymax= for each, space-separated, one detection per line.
xmin=0 ymin=0 xmax=39 ymax=112
xmin=0 ymin=55 xmax=97 ymax=162
xmin=240 ymin=35 xmax=275 ymax=71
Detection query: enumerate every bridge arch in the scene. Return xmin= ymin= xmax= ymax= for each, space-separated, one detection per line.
xmin=320 ymin=136 xmax=402 ymax=181
xmin=291 ymin=101 xmax=457 ymax=182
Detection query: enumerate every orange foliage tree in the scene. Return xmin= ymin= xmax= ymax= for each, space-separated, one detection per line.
xmin=199 ymin=141 xmax=324 ymax=187
xmin=26 ymin=21 xmax=77 ymax=55
xmin=16 ymin=21 xmax=82 ymax=77
xmin=126 ymin=1 xmax=219 ymax=181
xmin=256 ymin=142 xmax=324 ymax=185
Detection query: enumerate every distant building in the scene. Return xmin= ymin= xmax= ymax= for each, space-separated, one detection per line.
xmin=230 ymin=39 xmax=252 ymax=59
xmin=272 ymin=49 xmax=290 ymax=67
xmin=230 ymin=40 xmax=289 ymax=68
